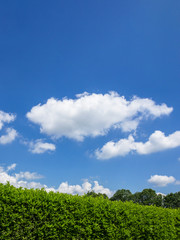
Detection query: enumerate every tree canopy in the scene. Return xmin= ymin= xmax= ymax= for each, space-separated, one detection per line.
xmin=109 ymin=188 xmax=180 ymax=208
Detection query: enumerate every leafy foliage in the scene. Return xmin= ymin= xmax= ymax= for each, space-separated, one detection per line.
xmin=164 ymin=192 xmax=180 ymax=209
xmin=0 ymin=183 xmax=179 ymax=239
xmin=86 ymin=191 xmax=108 ymax=199
xmin=110 ymin=189 xmax=132 ymax=202
xmin=111 ymin=188 xmax=180 ymax=209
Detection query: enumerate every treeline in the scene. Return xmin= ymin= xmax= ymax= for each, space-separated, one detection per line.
xmin=0 ymin=183 xmax=180 ymax=239
xmin=87 ymin=189 xmax=180 ymax=209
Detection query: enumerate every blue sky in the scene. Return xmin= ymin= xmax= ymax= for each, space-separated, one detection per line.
xmin=0 ymin=0 xmax=180 ymax=196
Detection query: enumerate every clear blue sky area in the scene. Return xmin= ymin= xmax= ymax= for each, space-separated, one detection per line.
xmin=0 ymin=1 xmax=179 ymax=195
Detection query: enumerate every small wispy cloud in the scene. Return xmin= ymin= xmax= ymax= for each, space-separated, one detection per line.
xmin=0 ymin=111 xmax=16 ymax=130
xmin=29 ymin=139 xmax=56 ymax=154
xmin=21 ymin=139 xmax=56 ymax=154
xmin=0 ymin=128 xmax=18 ymax=144
xmin=0 ymin=110 xmax=17 ymax=145
xmin=7 ymin=163 xmax=17 ymax=172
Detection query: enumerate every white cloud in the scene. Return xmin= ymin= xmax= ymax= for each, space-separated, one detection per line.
xmin=0 ymin=111 xmax=16 ymax=130
xmin=156 ymin=192 xmax=166 ymax=197
xmin=7 ymin=163 xmax=16 ymax=172
xmin=135 ymin=130 xmax=180 ymax=155
xmin=95 ymin=130 xmax=180 ymax=160
xmin=92 ymin=181 xmax=112 ymax=196
xmin=0 ymin=111 xmax=17 ymax=145
xmin=15 ymin=171 xmax=43 ymax=180
xmin=0 ymin=164 xmax=44 ymax=189
xmin=0 ymin=164 xmax=113 ymax=197
xmin=57 ymin=180 xmax=113 ymax=197
xmin=0 ymin=128 xmax=17 ymax=144
xmin=95 ymin=135 xmax=135 ymax=160
xmin=29 ymin=139 xmax=56 ymax=154
xmin=148 ymin=175 xmax=176 ymax=187
xmin=57 ymin=182 xmax=85 ymax=195
xmin=26 ymin=92 xmax=172 ymax=141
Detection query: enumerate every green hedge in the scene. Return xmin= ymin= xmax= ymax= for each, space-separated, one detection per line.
xmin=0 ymin=183 xmax=179 ymax=239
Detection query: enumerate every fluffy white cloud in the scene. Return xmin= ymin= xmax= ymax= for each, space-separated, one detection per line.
xmin=29 ymin=139 xmax=56 ymax=154
xmin=0 ymin=111 xmax=16 ymax=130
xmin=148 ymin=175 xmax=176 ymax=187
xmin=0 ymin=164 xmax=44 ymax=189
xmin=95 ymin=135 xmax=135 ymax=160
xmin=92 ymin=181 xmax=112 ymax=196
xmin=57 ymin=180 xmax=113 ymax=197
xmin=135 ymin=130 xmax=180 ymax=155
xmin=96 ymin=130 xmax=180 ymax=160
xmin=26 ymin=92 xmax=172 ymax=141
xmin=0 ymin=128 xmax=17 ymax=144
xmin=57 ymin=182 xmax=86 ymax=195
xmin=0 ymin=111 xmax=17 ymax=145
xmin=0 ymin=164 xmax=113 ymax=197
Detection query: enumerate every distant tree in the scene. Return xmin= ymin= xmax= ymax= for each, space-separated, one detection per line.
xmin=132 ymin=192 xmax=141 ymax=204
xmin=86 ymin=191 xmax=108 ymax=199
xmin=132 ymin=189 xmax=163 ymax=206
xmin=139 ymin=188 xmax=158 ymax=206
xmin=110 ymin=189 xmax=132 ymax=202
xmin=164 ymin=192 xmax=180 ymax=209
xmin=154 ymin=194 xmax=164 ymax=207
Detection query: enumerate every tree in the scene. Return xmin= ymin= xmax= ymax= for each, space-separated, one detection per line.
xmin=132 ymin=192 xmax=141 ymax=204
xmin=139 ymin=188 xmax=158 ymax=206
xmin=154 ymin=194 xmax=163 ymax=207
xmin=132 ymin=189 xmax=163 ymax=206
xmin=164 ymin=192 xmax=180 ymax=209
xmin=110 ymin=189 xmax=132 ymax=202
xmin=86 ymin=191 xmax=108 ymax=199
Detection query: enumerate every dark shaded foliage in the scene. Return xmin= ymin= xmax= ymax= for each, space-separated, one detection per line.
xmin=111 ymin=188 xmax=180 ymax=209
xmin=110 ymin=189 xmax=132 ymax=202
xmin=86 ymin=191 xmax=108 ymax=199
xmin=164 ymin=192 xmax=180 ymax=209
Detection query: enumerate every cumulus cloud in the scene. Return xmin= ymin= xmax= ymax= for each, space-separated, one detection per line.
xmin=92 ymin=181 xmax=112 ymax=196
xmin=0 ymin=111 xmax=16 ymax=130
xmin=57 ymin=181 xmax=88 ymax=195
xmin=0 ymin=164 xmax=113 ymax=197
xmin=26 ymin=92 xmax=172 ymax=141
xmin=95 ymin=135 xmax=135 ymax=160
xmin=28 ymin=139 xmax=56 ymax=154
xmin=0 ymin=128 xmax=17 ymax=144
xmin=135 ymin=130 xmax=180 ymax=155
xmin=148 ymin=175 xmax=176 ymax=187
xmin=0 ymin=110 xmax=17 ymax=145
xmin=0 ymin=164 xmax=44 ymax=189
xmin=57 ymin=180 xmax=112 ymax=197
xmin=95 ymin=130 xmax=180 ymax=160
